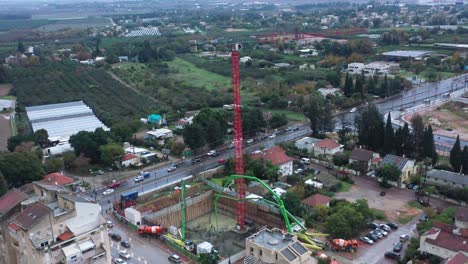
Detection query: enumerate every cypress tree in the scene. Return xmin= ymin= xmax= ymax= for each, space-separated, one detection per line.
xmin=450 ymin=135 xmax=462 ymax=172
xmin=462 ymin=146 xmax=468 ymax=175
xmin=355 ymin=75 xmax=364 ymax=98
xmin=383 ymin=112 xmax=394 ymax=154
xmin=344 ymin=73 xmax=352 ymax=97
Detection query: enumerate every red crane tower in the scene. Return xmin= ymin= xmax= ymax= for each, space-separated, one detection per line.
xmin=231 ymin=44 xmax=246 ymax=230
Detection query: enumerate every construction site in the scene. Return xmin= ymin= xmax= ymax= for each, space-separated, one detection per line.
xmin=110 ymin=44 xmax=341 ymax=264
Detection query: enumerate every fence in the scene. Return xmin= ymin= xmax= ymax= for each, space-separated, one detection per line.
xmin=218 ymin=250 xmax=246 ymax=264
xmin=163 ymin=237 xmax=199 ymax=262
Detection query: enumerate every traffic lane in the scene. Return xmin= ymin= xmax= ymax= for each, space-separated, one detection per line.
xmin=108 ymin=220 xmax=172 ymax=264
xmin=355 ymin=217 xmax=419 ymax=264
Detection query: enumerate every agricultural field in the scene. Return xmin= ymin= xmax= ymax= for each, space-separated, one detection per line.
xmin=37 ymin=17 xmax=112 ymax=32
xmin=10 ymin=62 xmax=154 ymax=126
xmin=0 ymin=19 xmax=56 ymax=32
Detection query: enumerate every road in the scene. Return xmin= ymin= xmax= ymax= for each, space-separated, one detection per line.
xmin=335 ymin=73 xmax=468 ymax=149
xmin=94 ymin=125 xmax=312 ymax=208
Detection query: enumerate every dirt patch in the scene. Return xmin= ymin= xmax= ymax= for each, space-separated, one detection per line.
xmin=0 ymin=84 xmax=12 ymax=96
xmin=0 ymin=115 xmax=12 ymax=151
xmin=334 ymin=183 xmax=421 ymax=222
xmin=404 ymin=101 xmax=468 ymax=142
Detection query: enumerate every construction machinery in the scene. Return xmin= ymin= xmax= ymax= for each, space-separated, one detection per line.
xmin=138 ymin=225 xmax=164 ymax=236
xmin=328 ymin=239 xmax=359 ymax=252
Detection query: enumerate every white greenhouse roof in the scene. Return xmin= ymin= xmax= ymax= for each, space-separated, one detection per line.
xmin=25 ymin=101 xmax=108 ymax=141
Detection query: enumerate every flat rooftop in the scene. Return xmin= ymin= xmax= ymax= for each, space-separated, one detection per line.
xmin=382 ymin=50 xmax=432 ymax=58
xmin=248 ymin=228 xmax=293 ymax=251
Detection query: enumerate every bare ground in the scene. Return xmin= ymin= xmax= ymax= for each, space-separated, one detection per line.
xmin=0 ymin=84 xmax=12 ymax=96
xmin=0 ymin=115 xmax=12 ymax=151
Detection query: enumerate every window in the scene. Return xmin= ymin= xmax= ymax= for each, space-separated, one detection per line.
xmin=260 ymin=250 xmax=262 ymax=256
xmin=250 ymin=247 xmax=253 ymax=253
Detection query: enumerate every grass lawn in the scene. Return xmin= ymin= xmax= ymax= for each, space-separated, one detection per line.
xmin=167 ymin=58 xmax=231 ymax=90
xmin=397 ymin=214 xmax=414 ymax=224
xmin=0 ymin=95 xmax=16 ymax=100
xmin=264 ymin=109 xmax=306 ymax=121
xmin=336 ymin=181 xmax=352 ymax=193
xmin=408 ymin=200 xmax=425 ymax=209
xmin=211 ymin=177 xmax=227 ymax=186
xmin=372 ymin=208 xmax=388 ymax=221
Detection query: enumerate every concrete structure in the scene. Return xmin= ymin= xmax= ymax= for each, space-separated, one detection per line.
xmin=251 ymin=146 xmax=293 ymax=177
xmin=245 ymin=228 xmax=316 ymax=264
xmin=295 ymin=137 xmax=321 ymax=153
xmin=380 ymin=154 xmax=417 ymax=183
xmin=0 ymin=181 xmax=111 ymax=264
xmin=426 ymin=169 xmax=468 ymax=189
xmin=313 ymin=138 xmax=343 ymax=156
xmin=349 ymin=148 xmax=374 ymax=171
xmin=145 ymin=128 xmax=173 ymax=140
xmin=25 ymin=101 xmax=109 ymax=142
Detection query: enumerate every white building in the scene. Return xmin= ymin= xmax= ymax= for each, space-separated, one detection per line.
xmin=251 ymin=146 xmax=293 ymax=177
xmin=145 ymin=128 xmax=173 ymax=140
xmin=295 ymin=137 xmax=321 ymax=153
xmin=347 ymin=61 xmax=399 ymax=76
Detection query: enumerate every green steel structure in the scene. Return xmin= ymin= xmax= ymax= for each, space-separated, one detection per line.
xmin=213 ymin=175 xmax=306 ymax=234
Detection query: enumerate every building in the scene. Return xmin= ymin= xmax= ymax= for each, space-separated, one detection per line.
xmin=442 ymin=252 xmax=468 ymax=264
xmin=381 ymin=50 xmax=432 ymax=61
xmin=41 ymin=173 xmax=74 ymax=187
xmin=25 ymin=101 xmax=109 ymax=143
xmin=245 ymin=228 xmax=316 ymax=264
xmin=251 ymin=146 xmax=294 ymax=177
xmin=295 ymin=137 xmax=321 ymax=153
xmin=455 ymin=207 xmax=468 ymax=229
xmin=347 ymin=61 xmax=399 ymax=76
xmin=145 ymin=128 xmax=173 ymax=140
xmin=121 ymin=153 xmax=140 ymax=167
xmin=317 ymin=87 xmax=341 ymax=97
xmin=426 ymin=169 xmax=468 ymax=189
xmin=0 ymin=99 xmax=14 ymax=112
xmin=175 ymin=116 xmax=194 ymax=130
xmin=240 ymin=56 xmax=252 ymax=63
xmin=434 ymin=43 xmax=468 ymax=50
xmin=313 ymin=138 xmax=343 ymax=156
xmin=349 ymin=148 xmax=375 ymax=171
xmin=420 ymin=219 xmax=468 ymax=261
xmin=380 ymin=154 xmax=417 ymax=183
xmin=302 ymin=194 xmax=331 ymax=209
xmin=0 ymin=181 xmax=111 ymax=264
xmin=147 ymin=114 xmax=164 ymax=125
xmin=274 ymin=62 xmax=292 ymax=68
xmin=347 ymin=62 xmax=364 ymax=74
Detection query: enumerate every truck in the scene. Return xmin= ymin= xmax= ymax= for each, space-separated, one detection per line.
xmin=120 ymin=191 xmax=138 ymax=209
xmin=328 ymin=239 xmax=359 ymax=252
xmin=138 ymin=225 xmax=164 ymax=236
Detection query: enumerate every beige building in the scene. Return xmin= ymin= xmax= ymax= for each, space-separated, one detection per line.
xmin=245 ymin=228 xmax=316 ymax=264
xmin=0 ymin=181 xmax=111 ymax=264
xmin=380 ymin=154 xmax=418 ymax=184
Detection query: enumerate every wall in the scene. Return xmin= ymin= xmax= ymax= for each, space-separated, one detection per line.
xmin=144 ymin=191 xmax=213 ymax=227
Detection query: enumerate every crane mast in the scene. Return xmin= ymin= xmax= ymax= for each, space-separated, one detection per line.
xmin=231 ymin=44 xmax=246 ymax=230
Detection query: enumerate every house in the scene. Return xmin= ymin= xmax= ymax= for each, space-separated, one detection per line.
xmin=426 ymin=169 xmax=468 ymax=189
xmin=272 ymin=187 xmax=287 ymax=197
xmin=251 ymin=146 xmax=293 ymax=177
xmin=302 ymin=194 xmax=331 ymax=209
xmin=349 ymin=148 xmax=374 ymax=171
xmin=313 ymin=138 xmax=343 ymax=155
xmin=118 ymin=56 xmax=129 ymax=63
xmin=145 ymin=128 xmax=173 ymax=140
xmin=442 ymin=252 xmax=468 ymax=264
xmin=380 ymin=154 xmax=417 ymax=183
xmin=420 ymin=221 xmax=468 ymax=260
xmin=41 ymin=173 xmax=74 ymax=186
xmin=121 ymin=153 xmax=140 ymax=167
xmin=317 ymin=87 xmax=341 ymax=97
xmin=304 ymin=179 xmax=323 ymax=189
xmin=147 ymin=114 xmax=164 ymax=125
xmin=175 ymin=116 xmax=194 ymax=130
xmin=240 ymin=56 xmax=252 ymax=63
xmin=347 ymin=62 xmax=364 ymax=74
xmin=274 ymin=62 xmax=292 ymax=68
xmin=295 ymin=137 xmax=321 ymax=153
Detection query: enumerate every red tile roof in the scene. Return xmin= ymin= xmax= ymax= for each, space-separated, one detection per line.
xmin=444 ymin=252 xmax=468 ymax=264
xmin=302 ymin=194 xmax=332 ymax=207
xmin=42 ymin=172 xmax=74 ymax=186
xmin=12 ymin=202 xmax=51 ymax=230
xmin=57 ymin=231 xmax=74 ymax=241
xmin=315 ymin=138 xmax=340 ymax=150
xmin=0 ymin=189 xmax=28 ymax=216
xmin=122 ymin=153 xmax=138 ymax=161
xmin=425 ymin=224 xmax=468 ymax=253
xmin=251 ymin=146 xmax=292 ymax=166
xmin=8 ymin=222 xmax=20 ymax=231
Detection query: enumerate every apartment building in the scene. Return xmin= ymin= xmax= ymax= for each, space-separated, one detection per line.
xmin=0 ymin=181 xmax=111 ymax=264
xmin=347 ymin=61 xmax=400 ymax=76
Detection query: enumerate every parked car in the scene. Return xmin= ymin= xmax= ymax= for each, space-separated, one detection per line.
xmin=168 ymin=254 xmax=182 ymax=263
xmin=110 ymin=233 xmax=121 ymax=241
xmin=419 ymin=214 xmax=429 ymax=222
xmin=103 ymin=189 xmax=114 ymax=196
xmin=399 ymin=234 xmax=409 ymax=242
xmin=120 ymin=241 xmax=131 ymax=248
xmin=119 ymin=250 xmax=131 ymax=259
xmin=246 ymin=139 xmax=254 ymax=144
xmin=407 ymin=182 xmax=416 ymax=190
xmin=384 ymin=251 xmax=401 ymax=260
xmin=294 ymin=168 xmax=304 ymax=174
xmin=207 ymin=150 xmax=218 ymax=156
xmin=380 ymin=224 xmax=391 ymax=232
xmin=371 ymin=230 xmax=383 ymax=239
xmin=114 ymin=258 xmax=127 ymax=264
xmin=387 ymin=222 xmax=399 ymax=230
xmin=375 ymin=228 xmax=388 ymax=236
xmin=268 ymin=134 xmax=276 ymax=139
xmin=349 ymin=107 xmax=357 ymax=113
xmin=360 ymin=236 xmax=374 ymax=245
xmin=300 ymin=158 xmax=311 ymax=164
xmin=192 ymin=157 xmax=201 ymax=163
xmin=134 ymin=175 xmax=144 ymax=183
xmin=167 ymin=166 xmax=177 ymax=172
xmin=367 ymin=233 xmax=379 ymax=242
xmin=292 ymin=127 xmax=300 ymax=131
xmin=218 ymin=159 xmax=226 ymax=164
xmin=368 ymin=222 xmax=379 ymax=229
xmin=286 ymin=127 xmax=293 ymax=131
xmin=106 ymin=221 xmax=113 ymax=228
xmin=393 ymin=241 xmax=403 ymax=252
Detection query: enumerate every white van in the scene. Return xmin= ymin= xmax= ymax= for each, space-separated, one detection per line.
xmin=300 ymin=158 xmax=311 ymax=165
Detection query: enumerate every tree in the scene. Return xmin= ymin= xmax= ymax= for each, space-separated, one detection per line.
xmin=283 ymin=192 xmax=304 ymax=217
xmin=343 ymin=73 xmax=353 ymax=97
xmin=169 ymin=140 xmax=185 ymax=156
xmin=7 ymin=134 xmax=35 ymax=152
xmin=269 ymin=113 xmax=288 ymax=129
xmin=198 ymin=249 xmax=220 ymax=264
xmin=34 ymin=129 xmax=49 ymax=147
xmin=355 ymin=104 xmax=384 ymax=151
xmin=450 ymin=135 xmax=462 ymax=173
xmin=242 ymin=108 xmax=266 ymax=136
xmin=355 ymin=75 xmax=364 ymax=97
xmin=63 ymin=151 xmax=76 ymax=169
xmin=100 ymin=143 xmax=124 ymax=166
xmin=17 ymin=41 xmax=25 ymax=53
xmin=411 ymin=114 xmax=425 ymax=159
xmin=0 ymin=152 xmax=45 ymax=187
xmin=423 ymin=125 xmax=438 ymax=165
xmin=376 ymin=164 xmax=401 ymax=183
xmin=0 ymin=65 xmax=7 ymax=83
xmin=69 ymin=128 xmax=114 ymax=163
xmin=325 ymin=203 xmax=364 ymax=239
xmin=462 ymin=146 xmax=468 ymax=175
xmin=383 ymin=113 xmax=394 ymax=154
xmin=183 ymin=123 xmax=206 ymax=150
xmin=304 ymin=94 xmax=334 ymax=137
xmin=0 ymin=171 xmax=7 ymax=196
xmin=401 ymin=122 xmax=413 ymax=158
xmin=44 ymin=158 xmax=64 ymax=173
